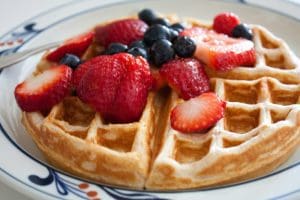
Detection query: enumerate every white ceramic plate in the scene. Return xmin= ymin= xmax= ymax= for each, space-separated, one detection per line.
xmin=1 ymin=0 xmax=300 ymax=199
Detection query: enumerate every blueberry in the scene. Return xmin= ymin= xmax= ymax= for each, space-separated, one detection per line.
xmin=129 ymin=40 xmax=147 ymax=49
xmin=104 ymin=43 xmax=128 ymax=55
xmin=169 ymin=28 xmax=179 ymax=41
xmin=170 ymin=23 xmax=185 ymax=32
xmin=150 ymin=39 xmax=175 ymax=66
xmin=231 ymin=24 xmax=253 ymax=40
xmin=143 ymin=24 xmax=170 ymax=46
xmin=138 ymin=9 xmax=157 ymax=25
xmin=59 ymin=54 xmax=81 ymax=69
xmin=151 ymin=18 xmax=170 ymax=26
xmin=127 ymin=47 xmax=148 ymax=59
xmin=173 ymin=36 xmax=196 ymax=58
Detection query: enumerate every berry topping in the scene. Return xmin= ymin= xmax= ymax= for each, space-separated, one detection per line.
xmin=151 ymin=18 xmax=170 ymax=26
xmin=213 ymin=12 xmax=240 ymax=36
xmin=138 ymin=9 xmax=158 ymax=25
xmin=143 ymin=24 xmax=170 ymax=46
xmin=173 ymin=36 xmax=196 ymax=58
xmin=181 ymin=27 xmax=256 ymax=71
xmin=170 ymin=92 xmax=226 ymax=133
xmin=104 ymin=42 xmax=128 ymax=55
xmin=46 ymin=31 xmax=94 ymax=62
xmin=169 ymin=28 xmax=179 ymax=41
xmin=160 ymin=58 xmax=210 ymax=100
xmin=77 ymin=53 xmax=152 ymax=123
xmin=95 ymin=19 xmax=148 ymax=47
xmin=72 ymin=55 xmax=111 ymax=89
xmin=59 ymin=54 xmax=81 ymax=70
xmin=127 ymin=47 xmax=148 ymax=59
xmin=129 ymin=40 xmax=147 ymax=49
xmin=232 ymin=23 xmax=253 ymax=40
xmin=170 ymin=23 xmax=185 ymax=32
xmin=14 ymin=65 xmax=72 ymax=112
xmin=150 ymin=39 xmax=175 ymax=66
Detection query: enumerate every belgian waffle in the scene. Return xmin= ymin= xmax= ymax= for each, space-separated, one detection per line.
xmin=21 ymin=16 xmax=300 ymax=190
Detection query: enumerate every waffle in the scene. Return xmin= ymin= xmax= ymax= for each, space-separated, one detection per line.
xmin=21 ymin=16 xmax=300 ymax=190
xmin=23 ymin=92 xmax=161 ymax=188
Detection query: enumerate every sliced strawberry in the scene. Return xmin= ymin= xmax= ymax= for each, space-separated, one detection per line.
xmin=159 ymin=58 xmax=210 ymax=100
xmin=109 ymin=55 xmax=152 ymax=122
xmin=72 ymin=55 xmax=111 ymax=89
xmin=171 ymin=92 xmax=226 ymax=133
xmin=213 ymin=12 xmax=240 ymax=36
xmin=95 ymin=19 xmax=148 ymax=48
xmin=15 ymin=65 xmax=72 ymax=112
xmin=180 ymin=27 xmax=256 ymax=71
xmin=46 ymin=31 xmax=95 ymax=62
xmin=77 ymin=55 xmax=126 ymax=118
xmin=77 ymin=53 xmax=152 ymax=123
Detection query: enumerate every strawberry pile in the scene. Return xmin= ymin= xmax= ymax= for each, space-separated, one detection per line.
xmin=14 ymin=10 xmax=256 ymax=133
xmin=76 ymin=53 xmax=152 ymax=123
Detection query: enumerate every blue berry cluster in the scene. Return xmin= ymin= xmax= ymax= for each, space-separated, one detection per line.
xmin=104 ymin=9 xmax=196 ymax=66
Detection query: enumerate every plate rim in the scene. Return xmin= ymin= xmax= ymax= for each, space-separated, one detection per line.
xmin=1 ymin=0 xmax=300 ymax=199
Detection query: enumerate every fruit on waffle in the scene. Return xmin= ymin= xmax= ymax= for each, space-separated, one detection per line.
xmin=15 ymin=9 xmax=300 ymax=190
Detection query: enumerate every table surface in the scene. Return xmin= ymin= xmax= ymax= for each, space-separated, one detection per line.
xmin=1 ymin=0 xmax=300 ymax=199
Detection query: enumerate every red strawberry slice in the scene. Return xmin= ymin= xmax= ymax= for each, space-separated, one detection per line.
xmin=159 ymin=58 xmax=210 ymax=100
xmin=77 ymin=53 xmax=152 ymax=123
xmin=213 ymin=12 xmax=240 ymax=36
xmin=171 ymin=92 xmax=226 ymax=133
xmin=77 ymin=55 xmax=127 ymax=118
xmin=110 ymin=55 xmax=152 ymax=122
xmin=15 ymin=65 xmax=72 ymax=112
xmin=72 ymin=55 xmax=111 ymax=89
xmin=46 ymin=31 xmax=95 ymax=62
xmin=180 ymin=27 xmax=256 ymax=71
xmin=95 ymin=19 xmax=148 ymax=48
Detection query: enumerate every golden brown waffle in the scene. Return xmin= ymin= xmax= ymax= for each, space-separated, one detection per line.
xmin=23 ymin=93 xmax=157 ymax=188
xmin=21 ymin=17 xmax=300 ymax=190
xmin=146 ymin=77 xmax=300 ymax=189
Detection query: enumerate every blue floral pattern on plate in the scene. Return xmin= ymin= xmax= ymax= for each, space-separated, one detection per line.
xmin=0 ymin=22 xmax=44 ymax=57
xmin=29 ymin=167 xmax=166 ymax=200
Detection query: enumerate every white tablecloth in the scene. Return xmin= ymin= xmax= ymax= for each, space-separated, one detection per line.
xmin=0 ymin=0 xmax=299 ymax=199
